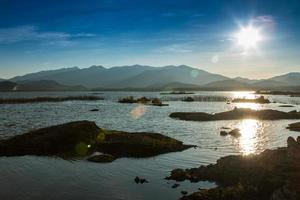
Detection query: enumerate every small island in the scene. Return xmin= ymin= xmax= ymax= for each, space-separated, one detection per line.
xmin=160 ymin=91 xmax=195 ymax=95
xmin=231 ymin=96 xmax=270 ymax=104
xmin=170 ymin=108 xmax=300 ymax=121
xmin=0 ymin=121 xmax=194 ymax=162
xmin=118 ymin=96 xmax=168 ymax=106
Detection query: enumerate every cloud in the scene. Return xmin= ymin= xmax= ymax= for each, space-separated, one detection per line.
xmin=0 ymin=25 xmax=95 ymax=45
xmin=155 ymin=43 xmax=193 ymax=53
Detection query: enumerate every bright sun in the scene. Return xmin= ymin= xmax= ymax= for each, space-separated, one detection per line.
xmin=235 ymin=25 xmax=262 ymax=50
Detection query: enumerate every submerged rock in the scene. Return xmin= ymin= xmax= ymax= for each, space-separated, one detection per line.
xmin=134 ymin=176 xmax=149 ymax=184
xmin=167 ymin=136 xmax=300 ymax=200
xmin=87 ymin=154 xmax=116 ymax=163
xmin=0 ymin=121 xmax=194 ymax=161
xmin=182 ymin=97 xmax=195 ymax=102
xmin=287 ymin=122 xmax=300 ymax=132
xmin=170 ymin=108 xmax=300 ymax=121
xmin=90 ymin=109 xmax=99 ymax=112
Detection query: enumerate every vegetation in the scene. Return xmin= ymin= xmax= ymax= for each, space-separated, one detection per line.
xmin=232 ymin=96 xmax=270 ymax=104
xmin=0 ymin=96 xmax=104 ymax=104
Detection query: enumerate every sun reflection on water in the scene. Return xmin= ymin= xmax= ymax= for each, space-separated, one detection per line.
xmin=238 ymin=119 xmax=259 ymax=155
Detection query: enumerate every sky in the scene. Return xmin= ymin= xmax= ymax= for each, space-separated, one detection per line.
xmin=0 ymin=0 xmax=300 ymax=79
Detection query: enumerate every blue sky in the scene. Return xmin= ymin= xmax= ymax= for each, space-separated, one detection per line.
xmin=0 ymin=0 xmax=300 ymax=79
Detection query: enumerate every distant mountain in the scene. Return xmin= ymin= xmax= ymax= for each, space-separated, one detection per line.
xmin=0 ymin=80 xmax=86 ymax=91
xmin=10 ymin=65 xmax=228 ymax=89
xmin=108 ymin=65 xmax=228 ymax=88
xmin=201 ymin=79 xmax=252 ymax=90
xmin=11 ymin=67 xmax=80 ymax=82
xmin=269 ymin=72 xmax=300 ymax=86
xmin=7 ymin=65 xmax=300 ymax=91
xmin=251 ymin=79 xmax=289 ymax=88
xmin=233 ymin=77 xmax=259 ymax=84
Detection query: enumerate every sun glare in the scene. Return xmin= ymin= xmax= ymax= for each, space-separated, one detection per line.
xmin=235 ymin=25 xmax=262 ymax=50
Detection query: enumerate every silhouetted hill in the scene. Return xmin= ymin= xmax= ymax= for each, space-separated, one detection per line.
xmin=108 ymin=65 xmax=228 ymax=88
xmin=269 ymin=72 xmax=300 ymax=86
xmin=0 ymin=80 xmax=86 ymax=91
xmin=10 ymin=65 xmax=228 ymax=89
xmin=201 ymin=79 xmax=252 ymax=90
xmin=7 ymin=65 xmax=300 ymax=91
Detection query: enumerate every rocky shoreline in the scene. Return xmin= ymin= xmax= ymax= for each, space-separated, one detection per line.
xmin=166 ymin=136 xmax=300 ymax=200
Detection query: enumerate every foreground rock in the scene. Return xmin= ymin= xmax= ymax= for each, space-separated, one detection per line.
xmin=167 ymin=136 xmax=300 ymax=200
xmin=232 ymin=96 xmax=270 ymax=104
xmin=0 ymin=121 xmax=194 ymax=161
xmin=287 ymin=122 xmax=300 ymax=132
xmin=170 ymin=108 xmax=300 ymax=121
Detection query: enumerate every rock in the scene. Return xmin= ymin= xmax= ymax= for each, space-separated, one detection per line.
xmin=167 ymin=136 xmax=300 ymax=200
xmin=170 ymin=108 xmax=300 ymax=121
xmin=166 ymin=169 xmax=187 ymax=181
xmin=134 ymin=176 xmax=140 ymax=184
xmin=182 ymin=97 xmax=195 ymax=102
xmin=87 ymin=154 xmax=115 ymax=163
xmin=297 ymin=136 xmax=300 ymax=144
xmin=0 ymin=121 xmax=195 ymax=161
xmin=181 ymin=191 xmax=188 ymax=195
xmin=134 ymin=176 xmax=148 ymax=184
xmin=228 ymin=129 xmax=241 ymax=137
xmin=279 ymin=105 xmax=294 ymax=107
xmin=287 ymin=137 xmax=298 ymax=148
xmin=90 ymin=108 xmax=99 ymax=112
xmin=172 ymin=183 xmax=180 ymax=188
xmin=287 ymin=122 xmax=300 ymax=132
xmin=220 ymin=131 xmax=228 ymax=136
xmin=0 ymin=121 xmax=99 ymax=157
xmin=140 ymin=178 xmax=149 ymax=184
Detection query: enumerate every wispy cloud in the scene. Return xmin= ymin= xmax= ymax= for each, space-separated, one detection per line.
xmin=154 ymin=43 xmax=193 ymax=53
xmin=0 ymin=25 xmax=95 ymax=45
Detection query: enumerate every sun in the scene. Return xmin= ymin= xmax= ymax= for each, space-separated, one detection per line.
xmin=234 ymin=25 xmax=262 ymax=50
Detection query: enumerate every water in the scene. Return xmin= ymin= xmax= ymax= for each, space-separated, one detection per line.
xmin=0 ymin=91 xmax=300 ymax=200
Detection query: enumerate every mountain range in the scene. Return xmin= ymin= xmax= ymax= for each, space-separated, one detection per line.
xmin=1 ymin=65 xmax=300 ymax=91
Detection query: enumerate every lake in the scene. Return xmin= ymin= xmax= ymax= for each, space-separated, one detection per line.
xmin=0 ymin=91 xmax=299 ymax=200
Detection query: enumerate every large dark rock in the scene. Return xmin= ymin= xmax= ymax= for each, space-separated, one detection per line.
xmin=170 ymin=108 xmax=300 ymax=121
xmin=287 ymin=122 xmax=300 ymax=132
xmin=167 ymin=136 xmax=300 ymax=200
xmin=0 ymin=121 xmax=194 ymax=161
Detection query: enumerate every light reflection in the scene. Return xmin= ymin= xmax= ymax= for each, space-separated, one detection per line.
xmin=130 ymin=104 xmax=146 ymax=119
xmin=237 ymin=119 xmax=259 ymax=155
xmin=232 ymin=91 xmax=256 ymax=99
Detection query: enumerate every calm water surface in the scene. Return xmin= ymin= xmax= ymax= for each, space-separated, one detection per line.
xmin=0 ymin=91 xmax=300 ymax=200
